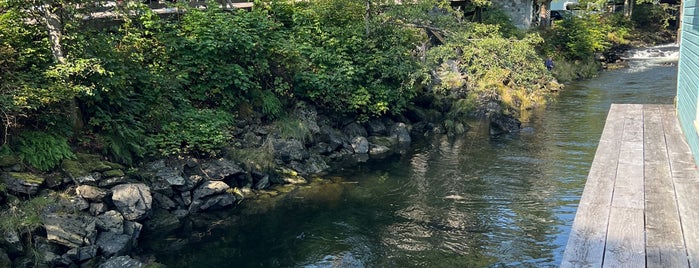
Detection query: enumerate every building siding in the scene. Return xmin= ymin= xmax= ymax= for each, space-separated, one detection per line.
xmin=677 ymin=0 xmax=699 ymax=166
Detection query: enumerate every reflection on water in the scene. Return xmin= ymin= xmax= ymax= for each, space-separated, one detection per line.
xmin=153 ymin=60 xmax=677 ymax=267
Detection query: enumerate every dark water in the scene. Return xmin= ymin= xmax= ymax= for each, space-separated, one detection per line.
xmin=153 ymin=49 xmax=678 ymax=268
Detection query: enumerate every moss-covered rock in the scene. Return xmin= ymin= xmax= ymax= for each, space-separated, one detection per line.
xmin=102 ymin=169 xmax=125 ymax=178
xmin=1 ymin=172 xmax=45 ymax=195
xmin=0 ymin=155 xmax=19 ymax=167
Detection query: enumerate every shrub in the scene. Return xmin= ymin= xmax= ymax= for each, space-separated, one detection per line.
xmin=148 ymin=109 xmax=234 ymax=157
xmin=15 ymin=131 xmax=75 ymax=171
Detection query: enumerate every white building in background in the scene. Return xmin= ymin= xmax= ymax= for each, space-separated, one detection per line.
xmin=551 ymin=0 xmax=578 ymax=10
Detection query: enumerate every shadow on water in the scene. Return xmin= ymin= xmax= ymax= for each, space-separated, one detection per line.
xmin=151 ymin=48 xmax=678 ymax=268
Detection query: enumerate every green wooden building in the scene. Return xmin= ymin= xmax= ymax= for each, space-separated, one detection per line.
xmin=677 ymin=0 xmax=699 ymax=166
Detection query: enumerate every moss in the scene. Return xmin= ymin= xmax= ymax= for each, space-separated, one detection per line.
xmin=0 ymin=155 xmax=20 ymax=167
xmin=76 ymin=153 xmax=114 ymax=172
xmin=7 ymin=172 xmax=45 ymax=185
xmin=61 ymin=159 xmax=89 ymax=179
xmin=102 ymin=169 xmax=125 ymax=178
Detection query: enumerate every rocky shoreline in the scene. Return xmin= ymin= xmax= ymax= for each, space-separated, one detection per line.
xmin=0 ymin=100 xmax=523 ymax=268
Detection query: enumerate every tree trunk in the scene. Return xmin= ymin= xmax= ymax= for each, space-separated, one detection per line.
xmin=624 ymin=0 xmax=634 ymax=17
xmin=40 ymin=5 xmax=66 ymax=64
xmin=40 ymin=4 xmax=84 ymax=132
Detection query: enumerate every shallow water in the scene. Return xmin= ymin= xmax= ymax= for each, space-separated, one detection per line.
xmin=153 ymin=46 xmax=678 ymax=268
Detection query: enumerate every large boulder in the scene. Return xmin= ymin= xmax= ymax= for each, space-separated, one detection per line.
xmin=96 ymin=231 xmax=132 ymax=258
xmin=76 ymin=185 xmax=107 ymax=201
xmin=98 ymin=255 xmax=143 ymax=268
xmin=143 ymin=159 xmax=186 ymax=187
xmin=111 ymin=183 xmax=152 ymax=221
xmin=151 ymin=192 xmax=177 ymax=210
xmin=490 ymin=112 xmax=521 ymax=135
xmin=319 ymin=126 xmax=347 ymax=152
xmin=271 ymin=139 xmax=308 ymax=163
xmin=43 ymin=213 xmax=98 ymax=248
xmin=196 ymin=194 xmax=237 ymax=211
xmin=61 ymin=154 xmax=118 ymax=185
xmin=200 ymin=158 xmax=245 ymax=181
xmin=96 ymin=210 xmax=124 ymax=233
xmin=343 ymin=122 xmax=368 ymax=138
xmin=123 ymin=221 xmax=143 ymax=247
xmin=192 ymin=181 xmax=230 ymax=201
xmin=365 ymin=119 xmax=388 ymax=136
xmin=1 ymin=172 xmax=44 ymax=195
xmin=350 ymin=137 xmax=369 ymax=154
xmin=390 ymin=123 xmax=412 ymax=144
xmin=189 ymin=181 xmax=236 ymax=212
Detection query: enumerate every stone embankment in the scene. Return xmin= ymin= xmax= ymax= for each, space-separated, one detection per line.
xmin=0 ymin=103 xmax=521 ymax=267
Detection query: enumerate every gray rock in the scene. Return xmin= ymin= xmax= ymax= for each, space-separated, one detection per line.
xmin=181 ymin=191 xmax=192 ymax=206
xmin=193 ymin=181 xmax=230 ymax=201
xmin=489 ymin=112 xmax=521 ymax=135
xmin=98 ymin=255 xmax=143 ymax=268
xmin=111 ymin=183 xmax=152 ymax=221
xmin=320 ymin=126 xmax=347 ymax=152
xmin=96 ymin=210 xmax=124 ymax=233
xmin=62 ymin=159 xmax=100 ymax=185
xmin=201 ymin=158 xmax=245 ymax=181
xmin=369 ymin=144 xmax=391 ymax=155
xmin=64 ymin=245 xmax=98 ymax=262
xmin=152 ymin=192 xmax=177 ymax=210
xmin=343 ymin=122 xmax=368 ymax=138
xmin=145 ymin=159 xmax=185 ymax=186
xmin=254 ymin=174 xmax=270 ymax=190
xmin=293 ymin=103 xmax=321 ymax=136
xmin=365 ymin=119 xmax=388 ymax=135
xmin=76 ymin=185 xmax=107 ymax=201
xmin=197 ymin=194 xmax=237 ymax=211
xmin=0 ymin=248 xmax=10 ymax=268
xmin=96 ymin=231 xmax=131 ymax=258
xmin=1 ymin=229 xmax=23 ymax=255
xmin=43 ymin=213 xmax=97 ymax=248
xmin=390 ymin=123 xmax=412 ymax=144
xmin=1 ymin=172 xmax=44 ymax=195
xmin=143 ymin=209 xmax=180 ymax=233
xmin=89 ymin=202 xmax=108 ymax=216
xmin=123 ymin=221 xmax=143 ymax=247
xmin=350 ymin=136 xmax=369 ymax=154
xmin=34 ymin=235 xmax=62 ymax=265
xmin=98 ymin=176 xmax=127 ymax=188
xmin=272 ymin=138 xmax=308 ymax=163
xmin=175 ymin=174 xmax=204 ymax=192
xmin=65 ymin=196 xmax=90 ymax=211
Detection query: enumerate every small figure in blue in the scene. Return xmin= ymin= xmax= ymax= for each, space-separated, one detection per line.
xmin=545 ymin=57 xmax=554 ymax=71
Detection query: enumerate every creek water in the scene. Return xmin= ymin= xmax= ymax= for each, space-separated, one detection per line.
xmin=152 ymin=45 xmax=679 ymax=268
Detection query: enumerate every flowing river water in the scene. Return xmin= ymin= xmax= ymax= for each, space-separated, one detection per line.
xmin=152 ymin=45 xmax=679 ymax=267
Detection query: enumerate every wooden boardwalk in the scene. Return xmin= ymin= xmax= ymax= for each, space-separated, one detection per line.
xmin=562 ymin=104 xmax=699 ymax=267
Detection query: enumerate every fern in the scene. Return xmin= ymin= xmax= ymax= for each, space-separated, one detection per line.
xmin=16 ymin=131 xmax=75 ymax=171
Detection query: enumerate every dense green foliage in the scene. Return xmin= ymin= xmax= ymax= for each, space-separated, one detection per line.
xmin=0 ymin=0 xmax=591 ymax=166
xmin=543 ymin=13 xmax=627 ymax=61
xmin=16 ymin=131 xmax=75 ymax=171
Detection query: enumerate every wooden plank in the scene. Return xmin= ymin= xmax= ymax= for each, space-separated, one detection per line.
xmin=603 ymin=104 xmax=646 ymax=267
xmin=561 ymin=104 xmax=626 ymax=268
xmin=661 ymin=105 xmax=699 ymax=268
xmin=643 ymin=104 xmax=689 ymax=268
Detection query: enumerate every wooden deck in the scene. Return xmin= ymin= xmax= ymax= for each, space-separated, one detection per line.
xmin=562 ymin=104 xmax=699 ymax=267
